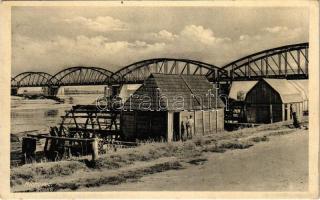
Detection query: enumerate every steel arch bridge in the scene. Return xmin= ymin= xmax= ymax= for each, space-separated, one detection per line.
xmin=11 ymin=72 xmax=56 ymax=87
xmin=11 ymin=42 xmax=309 ymax=95
xmin=112 ymin=58 xmax=224 ymax=84
xmin=49 ymin=66 xmax=115 ymax=86
xmin=219 ymin=42 xmax=309 ymax=81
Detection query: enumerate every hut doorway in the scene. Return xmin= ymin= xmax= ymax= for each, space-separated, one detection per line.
xmin=173 ymin=112 xmax=180 ymax=141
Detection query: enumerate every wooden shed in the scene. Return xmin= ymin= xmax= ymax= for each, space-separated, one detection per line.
xmin=120 ymin=74 xmax=225 ymax=142
xmin=244 ymin=79 xmax=305 ymax=123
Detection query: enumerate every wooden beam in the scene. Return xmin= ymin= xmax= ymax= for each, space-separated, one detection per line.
xmin=27 ymin=134 xmax=94 ymax=142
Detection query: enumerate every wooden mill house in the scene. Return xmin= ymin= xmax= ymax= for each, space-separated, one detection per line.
xmin=120 ymin=74 xmax=225 ymax=142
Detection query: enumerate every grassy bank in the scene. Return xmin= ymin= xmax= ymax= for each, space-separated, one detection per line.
xmin=11 ymin=117 xmax=308 ymax=192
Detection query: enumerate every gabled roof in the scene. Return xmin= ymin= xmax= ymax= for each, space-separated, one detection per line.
xmin=263 ymin=79 xmax=304 ymax=103
xmin=228 ymin=81 xmax=258 ymax=101
xmin=123 ymin=74 xmax=225 ymax=111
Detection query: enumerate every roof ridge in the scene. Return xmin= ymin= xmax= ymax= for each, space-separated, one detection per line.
xmin=180 ymin=75 xmax=201 ymax=106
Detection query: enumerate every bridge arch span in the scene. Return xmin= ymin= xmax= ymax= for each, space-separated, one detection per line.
xmin=49 ymin=66 xmax=115 ymax=86
xmin=12 ymin=72 xmax=55 ymax=87
xmin=112 ymin=58 xmax=225 ymax=83
xmin=220 ymin=42 xmax=309 ymax=81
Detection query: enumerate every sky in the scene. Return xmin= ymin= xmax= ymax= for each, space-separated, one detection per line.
xmin=11 ymin=6 xmax=309 ymax=76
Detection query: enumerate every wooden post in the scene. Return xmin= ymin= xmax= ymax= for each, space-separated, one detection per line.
xmin=194 ymin=111 xmax=196 ymax=137
xmin=202 ymin=111 xmax=205 ymax=135
xmin=243 ymin=104 xmax=247 ymax=122
xmin=167 ymin=112 xmax=173 ymax=142
xmin=91 ymin=138 xmax=99 ymax=162
xmin=270 ymin=104 xmax=273 ymax=123
xmin=21 ymin=137 xmax=37 ymax=164
xmin=216 ymin=109 xmax=218 ymax=133
xmin=178 ymin=112 xmax=181 ymax=141
xmin=288 ymin=104 xmax=291 ymax=121
xmin=209 ymin=110 xmax=211 ymax=133
xmin=282 ymin=104 xmax=285 ymax=121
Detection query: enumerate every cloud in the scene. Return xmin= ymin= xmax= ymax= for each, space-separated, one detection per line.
xmin=177 ymin=25 xmax=231 ymax=46
xmin=146 ymin=25 xmax=231 ymax=47
xmin=238 ymin=26 xmax=304 ymax=45
xmin=180 ymin=25 xmax=216 ymax=44
xmin=12 ymin=34 xmax=166 ymax=74
xmin=263 ymin=26 xmax=289 ymax=33
xmin=150 ymin=30 xmax=178 ymax=41
xmin=12 ymin=23 xmax=307 ymax=75
xmin=64 ymin=16 xmax=128 ymax=32
xmin=239 ymin=34 xmax=261 ymax=41
xmin=262 ymin=26 xmax=303 ymax=39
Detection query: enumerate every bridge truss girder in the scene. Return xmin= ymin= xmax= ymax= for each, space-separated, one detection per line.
xmin=112 ymin=58 xmax=224 ymax=84
xmin=220 ymin=43 xmax=309 ymax=81
xmin=49 ymin=66 xmax=115 ymax=86
xmin=12 ymin=72 xmax=55 ymax=87
xmin=11 ymin=43 xmax=309 ymax=90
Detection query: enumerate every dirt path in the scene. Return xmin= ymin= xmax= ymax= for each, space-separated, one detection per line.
xmin=83 ymin=129 xmax=308 ymax=191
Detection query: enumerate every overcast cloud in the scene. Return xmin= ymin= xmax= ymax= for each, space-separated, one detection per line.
xmin=12 ymin=7 xmax=309 ymax=76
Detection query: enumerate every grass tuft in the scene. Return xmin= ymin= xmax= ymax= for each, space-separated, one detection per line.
xmin=219 ymin=140 xmax=254 ymax=149
xmin=250 ymin=136 xmax=269 ymax=143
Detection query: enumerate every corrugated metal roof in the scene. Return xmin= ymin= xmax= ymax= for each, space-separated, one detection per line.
xmin=263 ymin=78 xmax=304 ymax=103
xmin=123 ymin=74 xmax=225 ymax=111
xmin=288 ymin=80 xmax=308 ymax=101
xmin=119 ymin=84 xmax=142 ymax=101
xmin=228 ymin=81 xmax=258 ymax=101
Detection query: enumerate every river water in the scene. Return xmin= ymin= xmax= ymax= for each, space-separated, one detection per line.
xmin=11 ymin=94 xmax=104 ymax=136
xmin=11 ymin=93 xmax=106 ymax=166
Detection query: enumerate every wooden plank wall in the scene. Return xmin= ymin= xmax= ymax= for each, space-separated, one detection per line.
xmin=120 ymin=111 xmax=136 ymax=140
xmin=180 ymin=109 xmax=224 ymax=137
xmin=217 ymin=109 xmax=224 ymax=131
xmin=247 ymin=102 xmax=304 ymax=123
xmin=195 ymin=111 xmax=203 ymax=135
xmin=121 ymin=111 xmax=167 ymax=141
xmin=203 ymin=111 xmax=210 ymax=135
xmin=122 ymin=109 xmax=224 ymax=142
xmin=272 ymin=104 xmax=282 ymax=122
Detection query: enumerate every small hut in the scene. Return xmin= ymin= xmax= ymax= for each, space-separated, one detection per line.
xmin=243 ymin=79 xmax=307 ymax=123
xmin=120 ymin=74 xmax=225 ymax=142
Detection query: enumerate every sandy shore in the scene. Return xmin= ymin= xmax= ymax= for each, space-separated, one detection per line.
xmin=83 ymin=129 xmax=308 ymax=191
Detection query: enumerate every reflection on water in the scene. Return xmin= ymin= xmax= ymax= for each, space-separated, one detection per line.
xmin=67 ymin=96 xmax=74 ymax=104
xmin=45 ymin=109 xmax=59 ymax=117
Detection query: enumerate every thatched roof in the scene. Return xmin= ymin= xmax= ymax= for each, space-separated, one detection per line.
xmin=123 ymin=74 xmax=225 ymax=111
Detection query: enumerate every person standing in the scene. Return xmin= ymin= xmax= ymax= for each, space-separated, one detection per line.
xmin=186 ymin=115 xmax=194 ymax=139
xmin=290 ymin=104 xmax=300 ymax=128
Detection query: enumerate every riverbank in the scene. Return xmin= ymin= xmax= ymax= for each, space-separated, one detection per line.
xmin=90 ymin=129 xmax=308 ymax=191
xmin=10 ymin=118 xmax=308 ymax=192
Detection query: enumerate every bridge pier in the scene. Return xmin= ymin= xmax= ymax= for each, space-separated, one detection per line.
xmin=11 ymin=87 xmax=18 ymax=96
xmin=47 ymin=86 xmax=60 ymax=96
xmin=111 ymin=84 xmax=121 ymax=96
